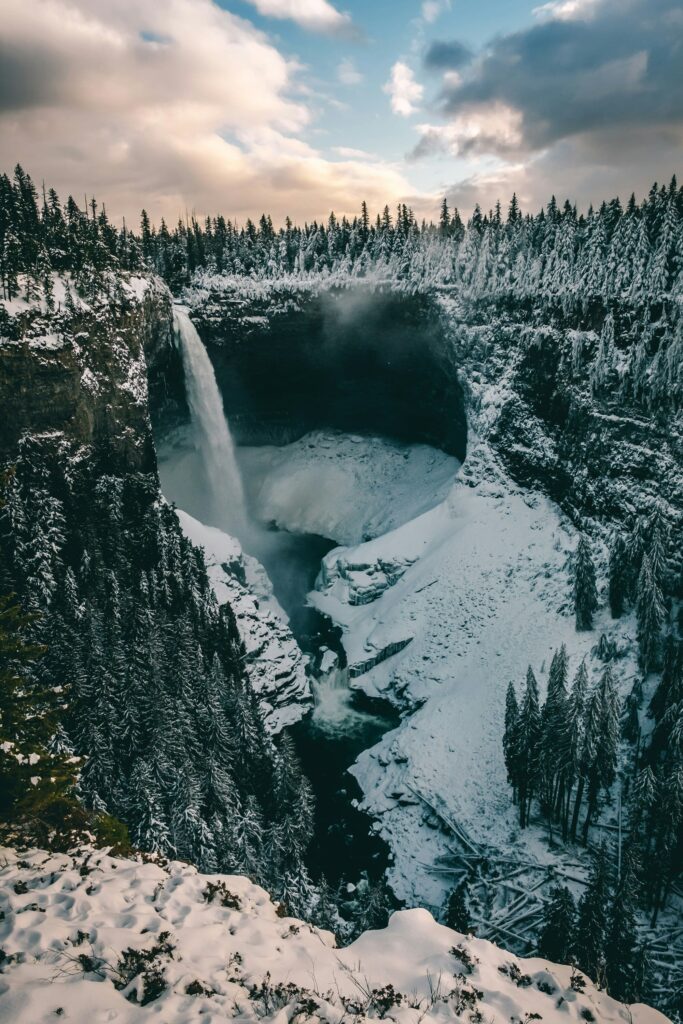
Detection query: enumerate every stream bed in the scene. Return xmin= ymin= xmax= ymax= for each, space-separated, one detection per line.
xmin=247 ymin=524 xmax=401 ymax=889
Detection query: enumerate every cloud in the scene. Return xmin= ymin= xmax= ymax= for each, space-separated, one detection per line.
xmin=411 ymin=0 xmax=683 ymax=213
xmin=240 ymin=0 xmax=353 ymax=36
xmin=420 ymin=0 xmax=450 ymax=24
xmin=337 ymin=58 xmax=363 ymax=86
xmin=423 ymin=40 xmax=473 ymax=72
xmin=532 ymin=0 xmax=601 ymax=21
xmin=332 ymin=146 xmax=378 ymax=159
xmin=0 ymin=0 xmax=422 ymax=225
xmin=411 ymin=104 xmax=523 ymax=160
xmin=383 ymin=62 xmax=424 ymax=117
xmin=436 ymin=0 xmax=683 ymax=154
xmin=445 ymin=127 xmax=683 ymax=215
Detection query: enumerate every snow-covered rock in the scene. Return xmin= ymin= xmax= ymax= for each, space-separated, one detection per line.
xmin=176 ymin=510 xmax=310 ymax=731
xmin=0 ymin=846 xmax=668 ymax=1024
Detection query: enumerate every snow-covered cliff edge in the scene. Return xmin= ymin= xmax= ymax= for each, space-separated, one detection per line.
xmin=0 ymin=846 xmax=668 ymax=1024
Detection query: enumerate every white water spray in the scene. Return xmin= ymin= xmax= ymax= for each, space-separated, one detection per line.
xmin=174 ymin=306 xmax=248 ymax=535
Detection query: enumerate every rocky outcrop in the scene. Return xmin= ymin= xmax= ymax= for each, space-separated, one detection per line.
xmin=0 ymin=273 xmax=310 ymax=730
xmin=0 ymin=274 xmax=173 ymax=472
xmin=180 ymin=279 xmax=467 ymax=459
xmin=176 ymin=510 xmax=311 ymax=730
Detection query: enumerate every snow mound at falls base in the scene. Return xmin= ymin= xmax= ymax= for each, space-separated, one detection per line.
xmin=0 ymin=846 xmax=667 ymax=1024
xmin=238 ymin=430 xmax=460 ymax=546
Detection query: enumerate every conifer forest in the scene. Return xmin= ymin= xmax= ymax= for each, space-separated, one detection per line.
xmin=1 ymin=6 xmax=683 ymax=1018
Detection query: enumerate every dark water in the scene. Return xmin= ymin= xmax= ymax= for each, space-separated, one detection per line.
xmin=247 ymin=524 xmax=400 ymax=887
xmin=292 ymin=691 xmax=399 ymax=886
xmin=246 ymin=527 xmax=344 ymax=664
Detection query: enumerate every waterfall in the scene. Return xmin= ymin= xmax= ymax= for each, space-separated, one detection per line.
xmin=174 ymin=306 xmax=247 ymax=535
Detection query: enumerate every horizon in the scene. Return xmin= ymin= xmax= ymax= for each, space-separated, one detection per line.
xmin=4 ymin=161 xmax=679 ymax=236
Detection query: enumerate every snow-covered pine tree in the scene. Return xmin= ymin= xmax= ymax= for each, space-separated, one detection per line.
xmin=636 ymin=552 xmax=665 ymax=671
xmin=516 ymin=666 xmax=542 ymax=827
xmin=444 ymin=880 xmax=472 ymax=934
xmin=576 ymin=843 xmax=612 ymax=987
xmin=503 ymin=680 xmax=520 ymax=799
xmin=608 ymin=533 xmax=629 ymax=618
xmin=539 ymin=645 xmax=569 ymax=818
xmin=605 ymin=845 xmax=642 ymax=1002
xmin=574 ymin=534 xmax=598 ymax=631
xmin=559 ymin=659 xmax=588 ymax=839
xmin=538 ymin=885 xmax=577 ymax=965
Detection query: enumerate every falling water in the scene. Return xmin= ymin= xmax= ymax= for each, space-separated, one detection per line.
xmin=174 ymin=306 xmax=248 ymax=534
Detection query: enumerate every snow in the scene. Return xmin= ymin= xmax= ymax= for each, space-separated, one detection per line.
xmin=306 ymin=439 xmax=640 ymax=911
xmin=238 ymin=430 xmax=460 ymax=546
xmin=0 ymin=846 xmax=667 ymax=1024
xmin=175 ymin=510 xmax=310 ymax=731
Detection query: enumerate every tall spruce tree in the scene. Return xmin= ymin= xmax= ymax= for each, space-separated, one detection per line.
xmin=605 ymin=846 xmax=641 ymax=1002
xmin=516 ymin=666 xmax=542 ymax=827
xmin=576 ymin=843 xmax=612 ymax=987
xmin=608 ymin=533 xmax=629 ymax=618
xmin=574 ymin=534 xmax=598 ymax=631
xmin=503 ymin=680 xmax=520 ymax=798
xmin=538 ymin=885 xmax=577 ymax=965
xmin=636 ymin=552 xmax=665 ymax=672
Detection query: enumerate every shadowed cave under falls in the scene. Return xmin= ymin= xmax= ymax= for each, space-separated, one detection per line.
xmin=154 ymin=288 xmax=468 ymax=889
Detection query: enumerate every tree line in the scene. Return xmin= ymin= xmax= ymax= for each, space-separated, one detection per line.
xmin=2 ymin=164 xmax=681 ymax=420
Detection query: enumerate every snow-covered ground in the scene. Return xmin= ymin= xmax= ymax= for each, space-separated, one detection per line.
xmin=238 ymin=430 xmax=460 ymax=546
xmin=0 ymin=846 xmax=667 ymax=1024
xmin=242 ymin=431 xmax=640 ymax=915
xmin=164 ymin=423 xmax=643 ymax=916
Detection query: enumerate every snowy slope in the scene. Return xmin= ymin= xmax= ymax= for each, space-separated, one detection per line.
xmin=305 ymin=439 xmax=640 ymax=912
xmin=176 ymin=510 xmax=311 ymax=731
xmin=0 ymin=846 xmax=668 ymax=1024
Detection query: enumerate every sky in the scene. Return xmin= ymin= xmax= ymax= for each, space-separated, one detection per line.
xmin=1 ymin=0 xmax=682 ymax=227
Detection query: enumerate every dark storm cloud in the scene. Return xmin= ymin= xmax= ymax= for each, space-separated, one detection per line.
xmin=439 ymin=0 xmax=683 ymax=153
xmin=0 ymin=43 xmax=61 ymax=112
xmin=424 ymin=40 xmax=472 ymax=72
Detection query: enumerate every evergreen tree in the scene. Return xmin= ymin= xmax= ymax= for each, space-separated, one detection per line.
xmin=444 ymin=880 xmax=472 ymax=934
xmin=576 ymin=843 xmax=612 ymax=986
xmin=503 ymin=680 xmax=519 ymax=797
xmin=574 ymin=533 xmax=598 ymax=631
xmin=605 ymin=847 xmax=641 ymax=1002
xmin=516 ymin=666 xmax=542 ymax=827
xmin=538 ymin=885 xmax=577 ymax=965
xmin=608 ymin=533 xmax=629 ymax=618
xmin=636 ymin=552 xmax=665 ymax=671
xmin=539 ymin=645 xmax=569 ymax=817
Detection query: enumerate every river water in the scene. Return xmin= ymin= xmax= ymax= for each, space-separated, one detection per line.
xmin=246 ymin=524 xmax=400 ymax=889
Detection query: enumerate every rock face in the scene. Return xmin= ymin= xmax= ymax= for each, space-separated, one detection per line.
xmin=0 ymin=274 xmax=173 ymax=472
xmin=179 ymin=279 xmax=681 ymax=555
xmin=438 ymin=294 xmax=683 ymax=549
xmin=175 ymin=510 xmax=311 ymax=730
xmin=0 ymin=273 xmax=310 ymax=730
xmin=179 ymin=280 xmax=468 ymax=459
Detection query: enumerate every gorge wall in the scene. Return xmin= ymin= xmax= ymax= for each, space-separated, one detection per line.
xmin=153 ymin=284 xmax=468 ymax=462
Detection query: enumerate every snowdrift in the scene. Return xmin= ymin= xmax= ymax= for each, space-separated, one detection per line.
xmin=0 ymin=847 xmax=668 ymax=1023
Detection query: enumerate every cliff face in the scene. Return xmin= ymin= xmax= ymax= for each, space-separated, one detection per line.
xmin=0 ymin=274 xmax=173 ymax=472
xmin=177 ymin=280 xmax=468 ymax=459
xmin=0 ymin=273 xmax=310 ymax=730
xmin=439 ymin=296 xmax=683 ymax=560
